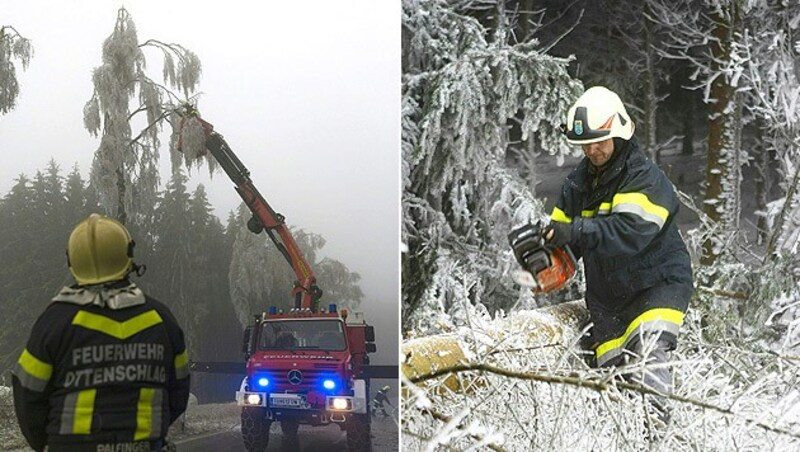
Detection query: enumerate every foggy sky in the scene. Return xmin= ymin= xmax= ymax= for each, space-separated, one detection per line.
xmin=0 ymin=1 xmax=400 ymax=364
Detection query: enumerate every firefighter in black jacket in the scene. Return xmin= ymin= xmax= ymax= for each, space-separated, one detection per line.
xmin=511 ymin=86 xmax=693 ymax=422
xmin=12 ymin=214 xmax=190 ymax=452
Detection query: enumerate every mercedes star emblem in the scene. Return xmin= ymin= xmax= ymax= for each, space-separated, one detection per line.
xmin=288 ymin=369 xmax=303 ymax=385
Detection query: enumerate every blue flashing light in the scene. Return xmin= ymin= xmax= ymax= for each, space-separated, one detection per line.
xmin=329 ymin=304 xmax=337 ymax=313
xmin=257 ymin=377 xmax=270 ymax=388
xmin=322 ymin=379 xmax=336 ymax=390
xmin=268 ymin=306 xmax=278 ymax=315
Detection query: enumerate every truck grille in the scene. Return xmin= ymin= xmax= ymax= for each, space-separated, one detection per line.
xmin=272 ymin=369 xmax=329 ymax=389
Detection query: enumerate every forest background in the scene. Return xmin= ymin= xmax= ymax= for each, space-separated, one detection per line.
xmin=401 ymin=1 xmax=800 ymax=450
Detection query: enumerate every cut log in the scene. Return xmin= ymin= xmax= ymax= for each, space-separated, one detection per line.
xmin=401 ymin=301 xmax=589 ymax=394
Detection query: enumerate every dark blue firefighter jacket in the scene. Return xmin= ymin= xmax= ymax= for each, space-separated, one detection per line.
xmin=550 ymin=137 xmax=693 ymax=366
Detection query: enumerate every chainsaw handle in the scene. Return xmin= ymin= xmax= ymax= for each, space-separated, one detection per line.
xmin=508 ymin=222 xmax=552 ymax=271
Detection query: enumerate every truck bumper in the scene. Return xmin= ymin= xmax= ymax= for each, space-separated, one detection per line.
xmin=235 ymin=378 xmax=369 ymax=415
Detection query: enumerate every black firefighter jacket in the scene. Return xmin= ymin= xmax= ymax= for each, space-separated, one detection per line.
xmin=12 ymin=281 xmax=190 ymax=451
xmin=551 ymin=137 xmax=693 ymax=367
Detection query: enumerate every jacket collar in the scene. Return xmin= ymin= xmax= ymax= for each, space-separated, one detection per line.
xmin=52 ymin=280 xmax=145 ymax=309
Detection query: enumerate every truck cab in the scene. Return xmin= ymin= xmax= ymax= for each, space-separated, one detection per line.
xmin=236 ymin=305 xmax=376 ymax=451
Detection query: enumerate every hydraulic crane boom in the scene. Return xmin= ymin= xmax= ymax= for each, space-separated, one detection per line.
xmin=178 ymin=113 xmax=323 ymax=311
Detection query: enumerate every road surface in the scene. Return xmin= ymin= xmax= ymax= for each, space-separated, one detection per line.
xmin=176 ymin=414 xmax=398 ymax=451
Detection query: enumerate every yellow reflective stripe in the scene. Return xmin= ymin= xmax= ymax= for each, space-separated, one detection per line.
xmin=581 ymin=202 xmax=611 ymax=218
xmin=73 ymin=389 xmax=96 ymax=434
xmin=174 ymin=349 xmax=189 ymax=379
xmin=72 ymin=310 xmax=163 ymax=339
xmin=175 ymin=349 xmax=189 ymax=369
xmin=551 ymin=207 xmax=572 ymax=224
xmin=18 ymin=348 xmax=52 ymax=381
xmin=135 ymin=388 xmax=155 ymax=440
xmin=612 ymin=193 xmax=669 ymax=222
xmin=596 ymin=308 xmax=684 ymax=360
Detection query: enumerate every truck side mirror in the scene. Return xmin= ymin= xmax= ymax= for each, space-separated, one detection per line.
xmin=242 ymin=326 xmax=253 ymax=359
xmin=365 ymin=325 xmax=375 ymax=342
xmin=366 ymin=343 xmax=376 ymax=353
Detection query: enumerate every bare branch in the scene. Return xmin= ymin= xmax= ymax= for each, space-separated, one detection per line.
xmin=408 ymin=361 xmax=800 ymax=439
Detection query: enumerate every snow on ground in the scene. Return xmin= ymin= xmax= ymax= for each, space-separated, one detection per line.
xmin=0 ymin=392 xmax=242 ymax=451
xmin=402 ymin=291 xmax=800 ymax=451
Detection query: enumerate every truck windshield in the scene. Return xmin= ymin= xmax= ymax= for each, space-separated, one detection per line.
xmin=259 ymin=319 xmax=347 ymax=351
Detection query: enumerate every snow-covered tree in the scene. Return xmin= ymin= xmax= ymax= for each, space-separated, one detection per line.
xmin=83 ymin=7 xmax=202 ymax=225
xmin=402 ymin=0 xmax=582 ymax=333
xmin=737 ymin=1 xmax=800 ymax=260
xmin=228 ymin=204 xmax=363 ymax=328
xmin=643 ymin=0 xmax=749 ymax=264
xmin=0 ymin=25 xmax=33 ymax=115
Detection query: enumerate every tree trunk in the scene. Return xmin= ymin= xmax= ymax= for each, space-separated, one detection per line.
xmin=642 ymin=4 xmax=658 ymax=164
xmin=753 ymin=120 xmax=768 ymax=244
xmin=682 ymin=90 xmax=695 ymax=155
xmin=520 ymin=0 xmax=534 ymax=42
xmin=729 ymin=92 xmax=744 ymax=232
xmin=402 ymin=301 xmax=589 ymax=394
xmin=116 ymin=167 xmax=127 ymax=225
xmin=702 ymin=3 xmax=738 ymax=265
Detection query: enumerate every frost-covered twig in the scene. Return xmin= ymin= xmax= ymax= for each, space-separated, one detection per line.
xmin=409 ymin=361 xmax=800 ymax=440
xmin=423 ymin=409 xmax=506 ymax=452
xmin=696 ymin=285 xmax=749 ymax=300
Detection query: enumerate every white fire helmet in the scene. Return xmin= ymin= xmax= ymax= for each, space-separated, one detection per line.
xmin=565 ymin=86 xmax=634 ymax=145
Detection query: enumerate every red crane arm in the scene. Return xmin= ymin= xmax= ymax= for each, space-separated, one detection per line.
xmin=182 ymin=117 xmax=323 ymax=311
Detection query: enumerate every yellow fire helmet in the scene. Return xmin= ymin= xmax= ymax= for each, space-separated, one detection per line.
xmin=67 ymin=214 xmax=134 ymax=285
xmin=565 ymin=86 xmax=635 ymax=145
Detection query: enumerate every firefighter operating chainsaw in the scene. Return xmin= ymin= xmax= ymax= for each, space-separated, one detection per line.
xmin=509 ymin=86 xmax=694 ymax=435
xmin=173 ymin=104 xmax=377 ymax=452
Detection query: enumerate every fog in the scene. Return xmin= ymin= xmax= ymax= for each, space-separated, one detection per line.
xmin=0 ymin=1 xmax=399 ymax=365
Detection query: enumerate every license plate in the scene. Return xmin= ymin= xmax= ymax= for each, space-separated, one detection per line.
xmin=270 ymin=394 xmax=306 ymax=408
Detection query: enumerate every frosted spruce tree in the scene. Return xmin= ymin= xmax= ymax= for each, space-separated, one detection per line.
xmin=737 ymin=1 xmax=800 ymax=260
xmin=402 ymin=0 xmax=582 ymax=334
xmin=228 ymin=204 xmax=363 ymax=328
xmin=0 ymin=25 xmax=33 ymax=115
xmin=83 ymin=7 xmax=202 ymax=225
xmin=643 ymin=0 xmax=748 ymax=265
xmin=729 ymin=1 xmax=800 ymax=353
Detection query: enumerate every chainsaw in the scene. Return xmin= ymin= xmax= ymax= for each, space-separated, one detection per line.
xmin=508 ymin=223 xmax=577 ymax=294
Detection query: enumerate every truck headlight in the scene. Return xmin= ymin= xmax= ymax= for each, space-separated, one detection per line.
xmin=246 ymin=394 xmax=262 ymax=405
xmin=330 ymin=397 xmax=351 ymax=410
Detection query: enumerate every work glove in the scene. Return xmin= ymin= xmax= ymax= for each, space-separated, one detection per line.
xmin=508 ymin=223 xmax=543 ymax=270
xmin=542 ymin=221 xmax=572 ymax=247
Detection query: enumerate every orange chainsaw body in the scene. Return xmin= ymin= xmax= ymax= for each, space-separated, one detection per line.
xmin=531 ymin=245 xmax=577 ymax=293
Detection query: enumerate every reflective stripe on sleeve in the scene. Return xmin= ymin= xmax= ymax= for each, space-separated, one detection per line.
xmin=14 ymin=348 xmax=53 ymax=391
xmin=551 ymin=207 xmax=572 ymax=224
xmin=611 ymin=192 xmax=669 ymax=229
xmin=174 ymin=349 xmax=189 ymax=380
xmin=595 ymin=308 xmax=684 ymax=367
xmin=60 ymin=389 xmax=96 ymax=434
xmin=581 ymin=202 xmax=612 ymax=218
xmin=72 ymin=310 xmax=163 ymax=339
xmin=135 ymin=387 xmax=163 ymax=440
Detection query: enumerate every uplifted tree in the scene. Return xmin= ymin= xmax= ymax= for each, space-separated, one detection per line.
xmin=402 ymin=0 xmax=582 ymax=332
xmin=0 ymin=25 xmax=33 ymax=115
xmin=83 ymin=7 xmax=201 ymax=225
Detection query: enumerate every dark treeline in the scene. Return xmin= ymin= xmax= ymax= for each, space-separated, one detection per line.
xmin=0 ymin=160 xmax=361 ymax=402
